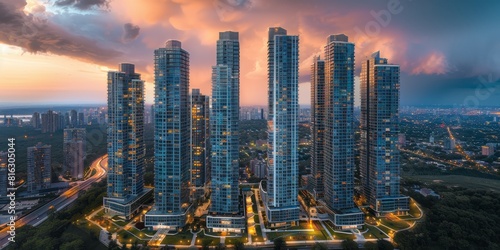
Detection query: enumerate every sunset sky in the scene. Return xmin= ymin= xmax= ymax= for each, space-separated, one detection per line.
xmin=1 ymin=0 xmax=499 ymax=107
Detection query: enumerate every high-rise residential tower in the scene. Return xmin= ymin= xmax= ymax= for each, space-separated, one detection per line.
xmin=190 ymin=89 xmax=210 ymax=200
xmin=103 ymin=63 xmax=151 ymax=219
xmin=78 ymin=112 xmax=85 ymax=126
xmin=323 ymin=34 xmax=364 ymax=229
xmin=310 ymin=56 xmax=325 ymax=199
xmin=360 ymin=51 xmax=409 ymax=216
xmin=27 ymin=143 xmax=51 ymax=192
xmin=41 ymin=110 xmax=60 ymax=133
xmin=63 ymin=128 xmax=86 ymax=179
xmin=31 ymin=112 xmax=41 ymax=129
xmin=145 ymin=40 xmax=191 ymax=230
xmin=262 ymin=27 xmax=300 ymax=228
xmin=70 ymin=109 xmax=78 ymax=127
xmin=207 ymin=31 xmax=245 ymax=233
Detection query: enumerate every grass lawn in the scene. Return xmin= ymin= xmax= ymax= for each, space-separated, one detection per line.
xmin=380 ymin=218 xmax=411 ymax=230
xmin=95 ymin=209 xmax=105 ymax=217
xmin=398 ymin=215 xmax=415 ymax=220
xmin=377 ymin=224 xmax=393 ymax=235
xmin=267 ymin=230 xmax=327 ymax=241
xmin=266 ymin=231 xmax=296 ymax=241
xmin=116 ymin=230 xmax=147 ymax=245
xmin=312 ymin=221 xmax=330 ymax=239
xmin=226 ymin=236 xmax=248 ymax=245
xmin=112 ymin=219 xmax=128 ymax=227
xmin=254 ymin=214 xmax=260 ymax=223
xmin=161 ymin=232 xmax=192 ymax=245
xmin=332 ymin=232 xmax=356 ymax=240
xmin=128 ymin=227 xmax=153 ymax=240
xmin=252 ymin=194 xmax=259 ymax=214
xmin=363 ymin=225 xmax=388 ymax=239
xmin=251 ymin=225 xmax=264 ymax=242
xmin=323 ymin=221 xmax=336 ymax=236
xmin=196 ymin=231 xmax=220 ymax=246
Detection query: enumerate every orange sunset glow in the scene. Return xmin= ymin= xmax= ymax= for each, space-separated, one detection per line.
xmin=1 ymin=0 xmax=499 ymax=106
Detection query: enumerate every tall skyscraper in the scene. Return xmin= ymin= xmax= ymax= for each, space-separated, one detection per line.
xmin=27 ymin=143 xmax=51 ymax=192
xmin=41 ymin=110 xmax=60 ymax=133
xmin=150 ymin=105 xmax=155 ymax=125
xmin=64 ymin=112 xmax=70 ymax=128
xmin=103 ymin=63 xmax=151 ymax=219
xmin=78 ymin=112 xmax=85 ymax=126
xmin=31 ymin=112 xmax=41 ymax=129
xmin=63 ymin=128 xmax=86 ymax=179
xmin=207 ymin=31 xmax=245 ymax=233
xmin=0 ymin=152 xmax=7 ymax=197
xmin=263 ymin=27 xmax=300 ymax=228
xmin=323 ymin=34 xmax=364 ymax=229
xmin=145 ymin=40 xmax=191 ymax=230
xmin=360 ymin=51 xmax=409 ymax=216
xmin=310 ymin=56 xmax=325 ymax=199
xmin=70 ymin=109 xmax=78 ymax=127
xmin=190 ymin=89 xmax=210 ymax=200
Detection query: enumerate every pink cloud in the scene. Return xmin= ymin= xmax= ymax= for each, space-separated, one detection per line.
xmin=411 ymin=51 xmax=450 ymax=75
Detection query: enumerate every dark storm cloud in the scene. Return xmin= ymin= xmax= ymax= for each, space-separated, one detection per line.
xmin=0 ymin=0 xmax=121 ymax=63
xmin=54 ymin=0 xmax=110 ymax=10
xmin=122 ymin=23 xmax=140 ymax=43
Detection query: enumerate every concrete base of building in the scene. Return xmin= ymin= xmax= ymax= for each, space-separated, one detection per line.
xmin=317 ymin=200 xmax=365 ymax=230
xmin=373 ymin=195 xmax=410 ymax=217
xmin=103 ymin=188 xmax=153 ymax=220
xmin=144 ymin=204 xmax=192 ymax=230
xmin=206 ymin=214 xmax=246 ymax=233
xmin=332 ymin=207 xmax=365 ymax=230
xmin=265 ymin=205 xmax=300 ymax=229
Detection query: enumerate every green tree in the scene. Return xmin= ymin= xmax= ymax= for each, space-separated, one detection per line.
xmin=234 ymin=240 xmax=245 ymax=249
xmin=364 ymin=241 xmax=378 ymax=250
xmin=202 ymin=238 xmax=213 ymax=250
xmin=341 ymin=239 xmax=359 ymax=250
xmin=274 ymin=237 xmax=287 ymax=250
xmin=60 ymin=239 xmax=85 ymax=250
xmin=377 ymin=239 xmax=394 ymax=250
xmin=215 ymin=243 xmax=226 ymax=250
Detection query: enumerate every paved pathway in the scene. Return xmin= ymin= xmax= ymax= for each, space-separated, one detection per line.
xmin=319 ymin=220 xmax=334 ymax=240
xmin=253 ymin=188 xmax=268 ymax=242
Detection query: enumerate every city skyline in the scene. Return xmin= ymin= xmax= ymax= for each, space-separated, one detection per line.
xmin=1 ymin=1 xmax=500 ymax=249
xmin=2 ymin=0 xmax=500 ymax=108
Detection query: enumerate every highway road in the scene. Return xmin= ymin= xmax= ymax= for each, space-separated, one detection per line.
xmin=0 ymin=155 xmax=108 ymax=249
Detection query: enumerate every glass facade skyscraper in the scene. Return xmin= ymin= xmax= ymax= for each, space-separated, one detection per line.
xmin=360 ymin=51 xmax=409 ymax=216
xmin=145 ymin=40 xmax=191 ymax=230
xmin=27 ymin=143 xmax=51 ymax=192
xmin=63 ymin=128 xmax=86 ymax=179
xmin=207 ymin=31 xmax=245 ymax=233
xmin=263 ymin=27 xmax=300 ymax=227
xmin=190 ymin=89 xmax=210 ymax=200
xmin=323 ymin=34 xmax=364 ymax=229
xmin=310 ymin=56 xmax=325 ymax=199
xmin=104 ymin=63 xmax=151 ymax=219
